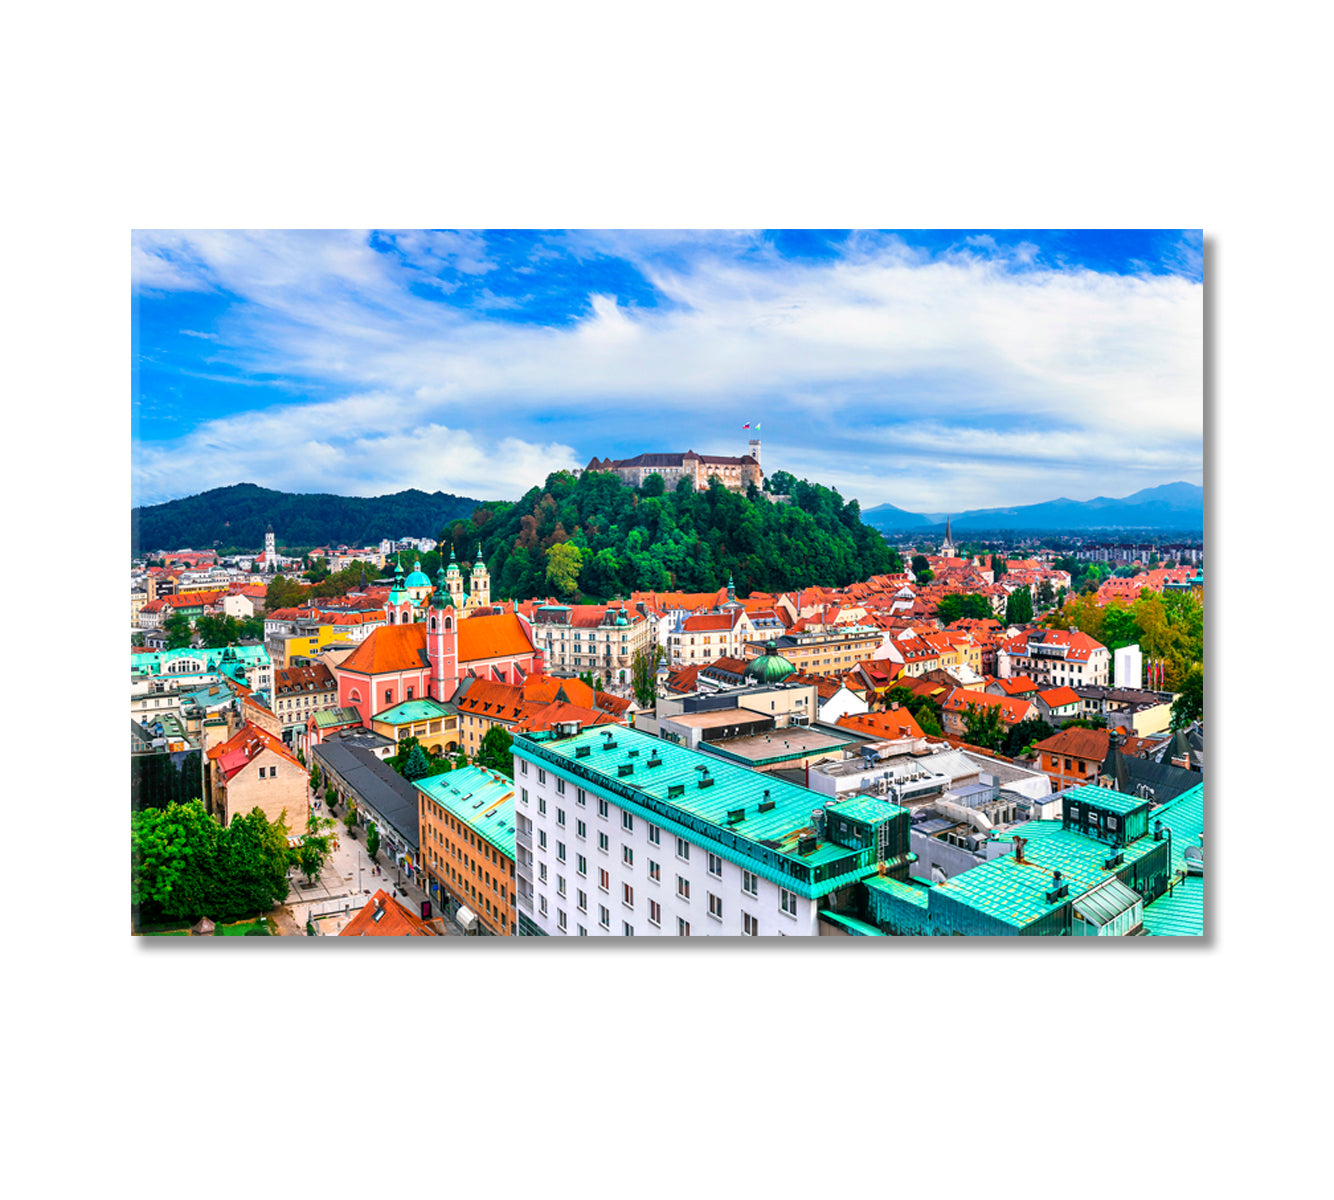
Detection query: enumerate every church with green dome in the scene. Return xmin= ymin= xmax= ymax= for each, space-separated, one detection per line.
xmin=745 ymin=639 xmax=797 ymax=685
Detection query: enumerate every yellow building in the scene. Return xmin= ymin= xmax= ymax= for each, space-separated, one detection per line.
xmin=744 ymin=625 xmax=882 ymax=675
xmin=370 ymin=698 xmax=460 ymax=756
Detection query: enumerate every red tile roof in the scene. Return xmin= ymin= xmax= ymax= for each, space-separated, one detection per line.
xmin=1032 ymin=726 xmax=1110 ymax=761
xmin=836 ymin=709 xmax=926 ymax=740
xmin=940 ymin=689 xmax=1034 ymax=725
xmin=1038 ymin=686 xmax=1081 ymax=707
xmin=206 ymin=721 xmax=302 ymax=781
xmin=339 ymin=613 xmax=533 ymax=677
xmin=340 ymin=889 xmax=436 ymax=936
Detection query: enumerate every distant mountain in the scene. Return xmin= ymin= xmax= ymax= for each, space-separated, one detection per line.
xmin=132 ymin=483 xmax=489 ymax=557
xmin=863 ymin=482 xmax=1204 ymax=534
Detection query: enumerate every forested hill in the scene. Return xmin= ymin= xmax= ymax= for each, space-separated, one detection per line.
xmin=443 ymin=470 xmax=903 ymax=602
xmin=132 ymin=483 xmax=486 ymax=557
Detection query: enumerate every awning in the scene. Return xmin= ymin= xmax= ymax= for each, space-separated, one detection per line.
xmin=1073 ymin=876 xmax=1143 ymax=927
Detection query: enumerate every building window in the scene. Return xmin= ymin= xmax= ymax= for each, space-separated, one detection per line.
xmin=623 ymin=921 xmax=634 ymax=936
xmin=520 ymin=759 xmax=528 ymax=775
xmin=577 ymin=854 xmax=587 ymax=877
xmin=599 ymin=868 xmax=610 ymax=892
xmin=780 ymin=888 xmax=798 ymax=915
xmin=742 ymin=870 xmax=758 ymax=896
xmin=556 ymin=808 xmax=566 ymax=827
xmin=648 ymin=860 xmax=660 ymax=882
xmin=520 ymin=787 xmax=528 ymax=805
xmin=556 ymin=778 xmax=566 ymax=795
xmin=677 ymin=876 xmax=690 ymax=900
xmin=538 ymin=797 xmax=546 ymax=815
xmin=599 ymin=905 xmax=610 ymax=929
xmin=622 ymin=882 xmax=634 ymax=908
xmin=578 ymin=925 xmax=587 ymax=936
xmin=677 ymin=917 xmax=690 ymax=937
xmin=743 ymin=912 xmax=758 ymax=936
xmin=577 ymin=819 xmax=586 ymax=839
xmin=557 ymin=874 xmax=566 ymax=897
xmin=538 ymin=830 xmax=547 ymax=850
xmin=577 ymin=889 xmax=587 ymax=912
xmin=537 ymin=769 xmax=546 ymax=784
xmin=622 ymin=845 xmax=634 ymax=867
xmin=557 ymin=909 xmax=567 ymax=931
xmin=708 ymin=892 xmax=723 ymax=919
xmin=648 ymin=899 xmax=661 ymax=927
xmin=708 ymin=852 xmax=723 ymax=877
xmin=676 ymin=837 xmax=690 ymax=861
xmin=598 ymin=797 xmax=609 ymax=819
xmin=539 ymin=894 xmax=548 ymax=916
xmin=538 ymin=862 xmax=547 ymax=883
xmin=557 ymin=841 xmax=566 ymax=863
xmin=647 ymin=823 xmax=660 ymax=845
xmin=598 ymin=832 xmax=609 ymax=852
xmin=576 ymin=787 xmax=585 ymax=806
xmin=621 ymin=811 xmax=634 ymax=833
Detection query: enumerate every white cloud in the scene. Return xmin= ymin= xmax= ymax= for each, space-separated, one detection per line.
xmin=132 ymin=230 xmax=1202 ymax=507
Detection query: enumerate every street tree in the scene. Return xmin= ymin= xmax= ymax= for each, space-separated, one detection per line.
xmin=163 ymin=611 xmax=193 ymax=650
xmin=366 ymin=821 xmax=380 ymax=863
xmin=631 ymin=644 xmax=665 ymax=709
xmin=477 ymin=725 xmax=514 ymax=778
xmin=962 ymin=702 xmax=1007 ymax=753
xmin=1171 ymin=663 xmax=1203 ymax=728
xmin=293 ymin=810 xmax=336 ymax=885
xmin=1005 ymin=586 xmax=1033 ymax=625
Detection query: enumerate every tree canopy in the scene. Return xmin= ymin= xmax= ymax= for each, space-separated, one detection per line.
xmin=1050 ymin=588 xmax=1203 ymax=692
xmin=477 ymin=725 xmax=515 ymax=778
xmin=451 ymin=470 xmax=903 ymax=604
xmin=1005 ymin=585 xmax=1033 ymax=625
xmin=131 ymin=800 xmax=291 ymax=926
xmin=937 ymin=593 xmax=994 ymax=624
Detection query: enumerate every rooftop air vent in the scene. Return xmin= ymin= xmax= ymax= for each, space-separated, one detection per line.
xmin=726 ymin=807 xmax=745 ymax=822
xmin=668 ymin=784 xmax=685 ymax=799
xmin=575 ymin=745 xmax=590 ymax=758
xmin=617 ymin=763 xmax=634 ymax=777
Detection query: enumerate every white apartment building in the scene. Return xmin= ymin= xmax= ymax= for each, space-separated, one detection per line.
xmin=511 ymin=722 xmax=913 ymax=937
xmin=668 ymin=608 xmax=755 ymax=665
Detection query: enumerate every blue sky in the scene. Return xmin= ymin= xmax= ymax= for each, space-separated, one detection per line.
xmin=132 ymin=229 xmax=1203 ymax=513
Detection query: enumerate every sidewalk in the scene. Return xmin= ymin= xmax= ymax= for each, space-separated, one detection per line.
xmin=287 ymin=790 xmax=462 ymax=936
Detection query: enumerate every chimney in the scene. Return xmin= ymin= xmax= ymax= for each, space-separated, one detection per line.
xmin=1014 ymin=836 xmax=1028 ymax=864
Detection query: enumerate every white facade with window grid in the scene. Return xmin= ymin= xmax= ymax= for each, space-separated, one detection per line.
xmin=512 ymin=737 xmax=819 ymax=937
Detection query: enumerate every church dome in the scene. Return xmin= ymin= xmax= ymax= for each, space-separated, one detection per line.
xmin=405 ymin=558 xmax=431 ymax=588
xmin=746 ymin=640 xmax=796 ymax=685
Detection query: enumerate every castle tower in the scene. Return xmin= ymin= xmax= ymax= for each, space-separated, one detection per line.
xmin=265 ymin=524 xmax=276 ymax=572
xmin=470 ymin=543 xmax=491 ymax=608
xmin=748 ymin=438 xmax=761 ymax=468
xmin=427 ymin=566 xmax=457 ymax=698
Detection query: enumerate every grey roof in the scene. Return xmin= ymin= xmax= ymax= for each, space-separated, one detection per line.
xmin=313 ymin=741 xmax=419 ymax=852
xmin=1099 ymin=747 xmax=1200 ymax=804
xmin=955 ymin=750 xmax=1048 ymax=786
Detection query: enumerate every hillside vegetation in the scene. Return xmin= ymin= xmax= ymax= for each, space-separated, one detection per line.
xmin=133 ymin=483 xmax=484 ymax=556
xmin=440 ymin=470 xmax=902 ymax=602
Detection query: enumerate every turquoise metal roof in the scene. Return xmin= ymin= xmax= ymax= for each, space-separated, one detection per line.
xmin=313 ymin=705 xmax=362 ymax=727
xmin=827 ymin=795 xmax=903 ymax=826
xmin=1149 ymin=782 xmax=1204 ymax=873
xmin=415 ymin=765 xmax=516 ymax=860
xmin=1061 ymin=782 xmax=1152 ymax=818
xmin=131 ymin=644 xmax=270 ymax=677
xmin=374 ymin=698 xmax=453 ymax=725
xmin=819 ymin=911 xmax=886 ymax=936
xmin=863 ymin=874 xmax=930 ymax=910
xmin=514 ymin=725 xmax=906 ymax=900
xmin=953 ymin=825 xmax=1163 ymax=928
xmin=1141 ymin=876 xmax=1204 ymax=936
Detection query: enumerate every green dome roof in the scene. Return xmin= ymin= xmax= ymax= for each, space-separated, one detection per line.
xmin=746 ymin=640 xmax=795 ymax=685
xmin=405 ymin=558 xmax=431 ymax=588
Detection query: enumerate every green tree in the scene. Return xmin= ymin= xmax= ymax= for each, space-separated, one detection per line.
xmin=163 ymin=611 xmax=193 ymax=649
xmin=1005 ymin=716 xmax=1054 ymax=758
xmin=1171 ymin=663 xmax=1203 ymax=728
xmin=545 ymin=542 xmax=584 ymax=597
xmin=1036 ymin=579 xmax=1055 ymax=609
xmin=640 ymin=472 xmax=666 ymax=498
xmin=293 ymin=810 xmax=336 ymax=883
xmin=365 ymin=821 xmax=380 ymax=863
xmin=911 ymin=555 xmax=934 ymax=584
xmin=477 ymin=725 xmax=515 ymax=778
xmin=962 ymin=702 xmax=1006 ymax=753
xmin=343 ymin=802 xmax=358 ymax=838
xmin=401 ymin=743 xmax=433 ymax=781
xmin=991 ymin=555 xmax=1008 ymax=579
xmin=631 ymin=644 xmax=664 ymax=709
xmin=265 ymin=574 xmax=307 ymax=611
xmin=937 ymin=593 xmax=994 ymax=624
xmin=1005 ymin=586 xmax=1033 ymax=625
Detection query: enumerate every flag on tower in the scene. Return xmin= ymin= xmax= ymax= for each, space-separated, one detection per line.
xmin=742 ymin=423 xmax=750 ymax=429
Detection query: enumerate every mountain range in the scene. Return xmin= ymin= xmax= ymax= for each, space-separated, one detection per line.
xmin=131 ymin=483 xmax=487 ymax=557
xmin=861 ymin=482 xmax=1204 ymax=534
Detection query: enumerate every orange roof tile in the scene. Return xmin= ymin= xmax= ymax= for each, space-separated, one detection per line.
xmin=340 ymin=889 xmax=436 ymax=936
xmin=836 ymin=709 xmax=926 ymax=740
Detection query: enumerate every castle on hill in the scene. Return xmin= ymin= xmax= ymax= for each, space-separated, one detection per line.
xmin=584 ymin=438 xmax=763 ymax=494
